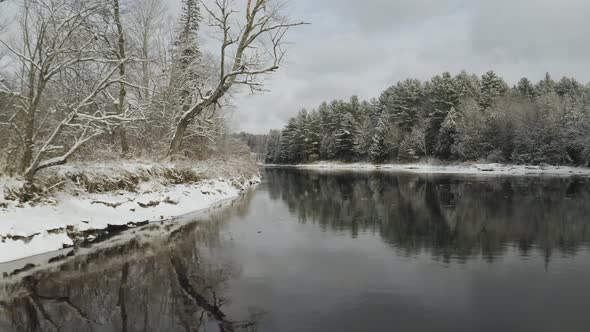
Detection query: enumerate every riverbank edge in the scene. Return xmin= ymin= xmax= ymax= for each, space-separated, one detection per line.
xmin=0 ymin=161 xmax=261 ymax=264
xmin=262 ymin=161 xmax=590 ymax=177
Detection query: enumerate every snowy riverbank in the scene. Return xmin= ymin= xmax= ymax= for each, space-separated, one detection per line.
xmin=266 ymin=162 xmax=590 ymax=177
xmin=0 ymin=160 xmax=260 ymax=264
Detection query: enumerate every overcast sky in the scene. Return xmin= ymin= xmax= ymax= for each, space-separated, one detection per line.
xmin=202 ymin=0 xmax=589 ymax=134
xmin=4 ymin=0 xmax=589 ymax=134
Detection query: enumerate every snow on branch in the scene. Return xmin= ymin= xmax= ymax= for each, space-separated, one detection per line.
xmin=168 ymin=0 xmax=306 ymax=156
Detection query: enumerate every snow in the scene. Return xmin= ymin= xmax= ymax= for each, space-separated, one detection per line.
xmin=0 ymin=232 xmax=74 ymax=264
xmin=277 ymin=162 xmax=590 ymax=177
xmin=0 ymin=168 xmax=260 ymax=264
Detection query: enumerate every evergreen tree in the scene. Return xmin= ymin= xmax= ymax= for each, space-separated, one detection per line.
xmin=436 ymin=107 xmax=459 ymax=159
xmin=369 ymin=118 xmax=389 ymax=163
xmin=425 ymin=72 xmax=461 ymax=155
xmin=279 ymin=118 xmax=301 ymax=164
xmin=516 ymin=77 xmax=536 ymax=98
xmin=175 ymin=0 xmax=202 ymax=64
xmin=300 ymin=110 xmax=322 ymax=162
xmin=266 ymin=70 xmax=590 ymax=167
xmin=379 ymin=79 xmax=424 ymax=133
xmin=169 ymin=0 xmax=203 ymax=130
xmin=455 ymin=70 xmax=481 ymax=99
xmin=479 ymin=70 xmax=508 ymax=109
xmin=535 ymin=72 xmax=555 ymax=96
xmin=334 ymin=111 xmax=359 ymax=161
xmin=555 ymin=77 xmax=583 ymax=97
xmin=354 ymin=101 xmax=375 ymax=161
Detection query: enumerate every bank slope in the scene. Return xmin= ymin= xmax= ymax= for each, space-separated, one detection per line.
xmin=0 ymin=160 xmax=260 ymax=263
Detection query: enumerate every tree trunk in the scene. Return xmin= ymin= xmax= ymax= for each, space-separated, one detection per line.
xmin=168 ymin=117 xmax=190 ymax=157
xmin=113 ymin=0 xmax=130 ymax=156
xmin=20 ymin=109 xmax=35 ymax=174
xmin=141 ymin=33 xmax=150 ymax=99
xmin=167 ymin=63 xmax=195 ymax=158
xmin=20 ymin=64 xmax=39 ymax=175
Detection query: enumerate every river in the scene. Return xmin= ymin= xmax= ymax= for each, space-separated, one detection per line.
xmin=1 ymin=168 xmax=590 ymax=331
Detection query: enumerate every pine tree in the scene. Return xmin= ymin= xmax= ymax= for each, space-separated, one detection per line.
xmin=369 ymin=118 xmax=389 ymax=163
xmin=295 ymin=109 xmax=322 ymax=162
xmin=379 ymin=79 xmax=424 ymax=133
xmin=436 ymin=107 xmax=459 ymax=159
xmin=480 ymin=70 xmax=508 ymax=109
xmin=175 ymin=0 xmax=201 ymax=64
xmin=279 ymin=118 xmax=301 ymax=164
xmin=555 ymin=77 xmax=583 ymax=97
xmin=425 ymin=72 xmax=461 ymax=155
xmin=171 ymin=0 xmax=202 ymax=96
xmin=516 ymin=77 xmax=536 ymax=98
xmin=334 ymin=111 xmax=359 ymax=161
xmin=455 ymin=70 xmax=481 ymax=99
xmin=355 ymin=100 xmax=376 ymax=160
xmin=535 ymin=72 xmax=555 ymax=96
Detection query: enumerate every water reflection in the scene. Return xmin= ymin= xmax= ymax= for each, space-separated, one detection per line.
xmin=264 ymin=168 xmax=590 ymax=263
xmin=2 ymin=169 xmax=590 ymax=332
xmin=0 ymin=191 xmax=261 ymax=332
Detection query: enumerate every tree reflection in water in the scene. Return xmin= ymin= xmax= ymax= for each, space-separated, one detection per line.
xmin=264 ymin=168 xmax=590 ymax=264
xmin=2 ymin=169 xmax=590 ymax=331
xmin=0 ymin=190 xmax=261 ymax=332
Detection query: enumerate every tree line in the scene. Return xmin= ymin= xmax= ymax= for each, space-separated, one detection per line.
xmin=0 ymin=0 xmax=302 ymax=180
xmin=265 ymin=71 xmax=590 ymax=166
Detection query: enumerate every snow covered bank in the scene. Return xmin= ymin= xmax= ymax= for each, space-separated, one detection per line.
xmin=268 ymin=162 xmax=590 ymax=177
xmin=0 ymin=160 xmax=260 ymax=263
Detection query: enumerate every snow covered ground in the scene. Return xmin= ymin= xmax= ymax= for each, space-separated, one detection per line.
xmin=0 ymin=161 xmax=260 ymax=264
xmin=269 ymin=162 xmax=590 ymax=177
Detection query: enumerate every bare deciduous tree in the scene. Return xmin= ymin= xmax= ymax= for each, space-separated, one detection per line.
xmin=167 ymin=0 xmax=306 ymax=157
xmin=112 ymin=0 xmax=131 ymax=156
xmin=129 ymin=0 xmax=166 ymax=98
xmin=0 ymin=0 xmax=131 ymax=180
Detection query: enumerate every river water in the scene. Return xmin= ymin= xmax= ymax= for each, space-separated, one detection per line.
xmin=1 ymin=168 xmax=590 ymax=331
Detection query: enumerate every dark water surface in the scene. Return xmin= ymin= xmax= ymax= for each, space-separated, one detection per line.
xmin=2 ymin=168 xmax=590 ymax=331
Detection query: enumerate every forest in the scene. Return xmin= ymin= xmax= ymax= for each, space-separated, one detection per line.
xmin=0 ymin=0 xmax=302 ymax=181
xmin=265 ymin=71 xmax=590 ymax=166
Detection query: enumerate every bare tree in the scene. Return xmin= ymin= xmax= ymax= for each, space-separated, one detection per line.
xmin=112 ymin=0 xmax=131 ymax=156
xmin=0 ymin=0 xmax=131 ymax=180
xmin=129 ymin=0 xmax=166 ymax=98
xmin=167 ymin=0 xmax=306 ymax=157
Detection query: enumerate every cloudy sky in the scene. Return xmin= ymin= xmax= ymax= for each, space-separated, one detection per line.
xmin=207 ymin=0 xmax=589 ymax=134
xmin=4 ymin=0 xmax=587 ymax=134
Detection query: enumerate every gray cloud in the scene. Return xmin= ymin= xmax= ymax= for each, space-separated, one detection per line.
xmin=470 ymin=0 xmax=590 ymax=61
xmin=201 ymin=0 xmax=590 ymax=133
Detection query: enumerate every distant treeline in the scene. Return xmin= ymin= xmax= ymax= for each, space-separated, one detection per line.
xmin=264 ymin=71 xmax=590 ymax=165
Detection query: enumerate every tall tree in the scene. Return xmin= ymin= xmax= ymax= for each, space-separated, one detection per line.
xmin=424 ymin=72 xmax=461 ymax=154
xmin=479 ymin=70 xmax=508 ymax=109
xmin=516 ymin=77 xmax=536 ymax=98
xmin=112 ymin=0 xmax=130 ymax=156
xmin=455 ymin=70 xmax=481 ymax=99
xmin=379 ymin=78 xmax=424 ymax=133
xmin=167 ymin=0 xmax=305 ymax=157
xmin=436 ymin=106 xmax=459 ymax=159
xmin=0 ymin=0 xmax=131 ymax=180
xmin=535 ymin=72 xmax=555 ymax=96
xmin=555 ymin=76 xmax=582 ymax=97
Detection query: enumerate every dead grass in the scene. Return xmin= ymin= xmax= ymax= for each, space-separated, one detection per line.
xmin=2 ymin=157 xmax=257 ymax=204
xmin=3 ymin=179 xmax=65 ymax=204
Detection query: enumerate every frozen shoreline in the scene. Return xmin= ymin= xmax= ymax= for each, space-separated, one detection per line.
xmin=0 ymin=162 xmax=260 ymax=264
xmin=264 ymin=162 xmax=590 ymax=177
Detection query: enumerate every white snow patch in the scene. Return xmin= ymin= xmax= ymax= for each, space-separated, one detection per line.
xmin=0 ymin=232 xmax=74 ymax=263
xmin=0 ymin=174 xmax=260 ymax=263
